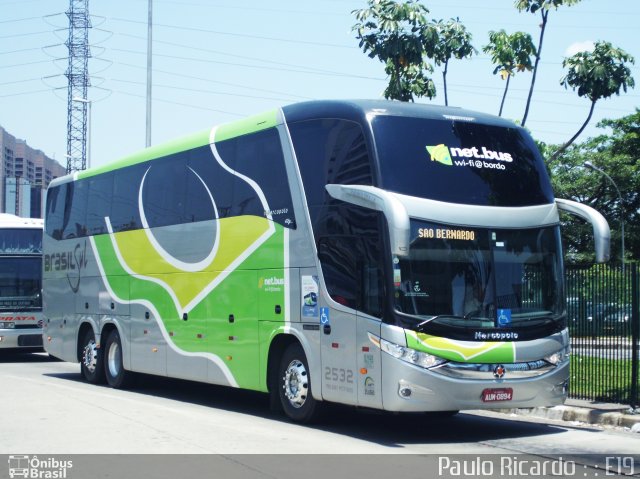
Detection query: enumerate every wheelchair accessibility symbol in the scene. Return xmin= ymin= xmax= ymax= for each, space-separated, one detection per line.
xmin=320 ymin=307 xmax=330 ymax=325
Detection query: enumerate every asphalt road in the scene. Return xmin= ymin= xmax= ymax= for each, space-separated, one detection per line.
xmin=1 ymin=351 xmax=639 ymax=478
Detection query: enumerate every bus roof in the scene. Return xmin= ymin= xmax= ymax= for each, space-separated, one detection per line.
xmin=48 ymin=100 xmax=519 ymax=189
xmin=0 ymin=213 xmax=43 ymax=229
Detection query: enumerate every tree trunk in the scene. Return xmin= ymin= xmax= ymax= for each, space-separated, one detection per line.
xmin=499 ymin=75 xmax=511 ymax=117
xmin=550 ymin=100 xmax=597 ymax=161
xmin=443 ymin=60 xmax=449 ymax=106
xmin=521 ymin=9 xmax=548 ymax=127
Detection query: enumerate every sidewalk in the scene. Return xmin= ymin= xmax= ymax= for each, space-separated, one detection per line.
xmin=501 ymin=399 xmax=640 ymax=431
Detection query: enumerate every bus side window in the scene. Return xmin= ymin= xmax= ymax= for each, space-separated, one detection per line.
xmin=86 ymin=174 xmax=113 ymax=235
xmin=110 ymin=164 xmax=145 ymax=232
xmin=45 ymin=184 xmax=67 ymax=240
xmin=318 ymin=234 xmax=384 ymax=318
xmin=63 ymin=180 xmax=88 ymax=239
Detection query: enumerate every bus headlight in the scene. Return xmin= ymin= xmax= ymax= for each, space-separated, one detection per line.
xmin=0 ymin=322 xmax=15 ymax=329
xmin=379 ymin=337 xmax=448 ymax=369
xmin=544 ymin=345 xmax=570 ymax=366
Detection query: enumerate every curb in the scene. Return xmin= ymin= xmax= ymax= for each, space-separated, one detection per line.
xmin=501 ymin=405 xmax=640 ymax=430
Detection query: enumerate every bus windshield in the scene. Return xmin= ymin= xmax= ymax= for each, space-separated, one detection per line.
xmin=394 ymin=221 xmax=564 ymax=337
xmin=0 ymin=257 xmax=42 ymax=310
xmin=371 ymin=115 xmax=555 ymax=207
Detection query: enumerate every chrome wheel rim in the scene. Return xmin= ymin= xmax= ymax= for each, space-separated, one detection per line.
xmin=283 ymin=359 xmax=308 ymax=408
xmin=107 ymin=341 xmax=121 ymax=378
xmin=82 ymin=339 xmax=98 ymax=373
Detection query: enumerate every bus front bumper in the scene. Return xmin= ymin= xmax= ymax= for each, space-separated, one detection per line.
xmin=381 ymin=353 xmax=569 ymax=412
xmin=0 ymin=329 xmax=44 ymax=349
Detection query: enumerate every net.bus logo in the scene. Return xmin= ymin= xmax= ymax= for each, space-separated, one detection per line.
xmin=426 ymin=144 xmax=513 ymax=168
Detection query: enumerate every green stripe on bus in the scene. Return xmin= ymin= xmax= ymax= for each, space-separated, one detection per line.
xmin=77 ymin=109 xmax=279 ymax=180
xmin=214 ymin=109 xmax=279 ymax=143
xmin=77 ymin=129 xmax=211 ymax=180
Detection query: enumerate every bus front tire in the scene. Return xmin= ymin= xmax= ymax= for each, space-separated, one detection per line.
xmin=277 ymin=343 xmax=321 ymax=423
xmin=80 ymin=328 xmax=105 ymax=384
xmin=103 ymin=329 xmax=132 ymax=389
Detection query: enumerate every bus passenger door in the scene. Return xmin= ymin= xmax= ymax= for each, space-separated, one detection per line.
xmin=320 ymin=305 xmax=358 ymax=405
xmin=317 ymin=236 xmax=359 ymax=406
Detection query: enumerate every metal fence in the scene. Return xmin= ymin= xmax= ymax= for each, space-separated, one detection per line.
xmin=566 ymin=263 xmax=639 ymax=408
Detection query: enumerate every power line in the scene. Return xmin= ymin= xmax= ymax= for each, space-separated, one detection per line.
xmin=0 ymin=15 xmax=44 ymax=23
xmin=0 ymin=30 xmax=52 ymax=39
xmin=111 ymin=78 xmax=303 ymax=103
xmin=118 ymin=32 xmax=363 ymax=77
xmin=116 ymin=62 xmax=314 ymax=100
xmin=110 ymin=17 xmax=354 ymax=49
xmin=111 ymin=47 xmax=383 ymax=81
xmin=115 ymin=89 xmax=245 ymax=116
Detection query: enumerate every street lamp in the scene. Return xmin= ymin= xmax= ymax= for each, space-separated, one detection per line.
xmin=584 ymin=160 xmax=625 ymax=272
xmin=72 ymin=97 xmax=92 ymax=169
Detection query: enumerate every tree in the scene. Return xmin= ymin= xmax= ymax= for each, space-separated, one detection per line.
xmin=431 ymin=17 xmax=476 ymax=106
xmin=550 ymin=41 xmax=635 ymax=160
xmin=544 ymin=110 xmax=640 ymax=263
xmin=483 ymin=30 xmax=536 ymax=116
xmin=514 ymin=0 xmax=582 ymax=126
xmin=352 ymin=0 xmax=438 ymax=101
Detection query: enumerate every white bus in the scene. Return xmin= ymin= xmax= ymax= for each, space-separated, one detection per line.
xmin=0 ymin=213 xmax=44 ymax=350
xmin=43 ymin=100 xmax=609 ymax=422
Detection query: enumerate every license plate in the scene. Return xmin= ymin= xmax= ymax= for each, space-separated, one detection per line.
xmin=481 ymin=388 xmax=513 ymax=402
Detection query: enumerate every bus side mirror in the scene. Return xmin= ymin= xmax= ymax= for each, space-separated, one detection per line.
xmin=556 ymin=198 xmax=611 ymax=263
xmin=325 ymin=184 xmax=410 ymax=257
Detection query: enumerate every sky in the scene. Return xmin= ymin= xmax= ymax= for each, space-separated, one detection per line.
xmin=1 ymin=0 xmax=639 ymax=170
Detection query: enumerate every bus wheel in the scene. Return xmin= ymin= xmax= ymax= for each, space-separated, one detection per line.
xmin=104 ymin=329 xmax=132 ymax=389
xmin=80 ymin=328 xmax=105 ymax=384
xmin=277 ymin=343 xmax=321 ymax=423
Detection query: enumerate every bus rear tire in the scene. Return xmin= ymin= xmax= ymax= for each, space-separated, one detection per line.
xmin=104 ymin=329 xmax=133 ymax=389
xmin=80 ymin=328 xmax=105 ymax=384
xmin=277 ymin=343 xmax=321 ymax=423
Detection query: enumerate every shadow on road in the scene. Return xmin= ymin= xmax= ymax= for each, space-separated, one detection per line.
xmin=36 ymin=362 xmax=576 ymax=447
xmin=0 ymin=350 xmax=57 ymax=363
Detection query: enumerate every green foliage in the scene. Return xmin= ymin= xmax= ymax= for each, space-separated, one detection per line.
xmin=483 ymin=30 xmax=536 ymax=78
xmin=431 ymin=18 xmax=476 ymax=66
xmin=545 ymin=110 xmax=640 ymax=263
xmin=483 ymin=30 xmax=536 ymax=115
xmin=571 ymin=355 xmax=635 ymax=403
xmin=514 ymin=0 xmax=583 ymax=126
xmin=514 ymin=0 xmax=582 ymax=13
xmin=352 ymin=0 xmax=438 ymax=101
xmin=550 ymin=41 xmax=635 ymax=159
xmin=561 ymin=41 xmax=635 ymax=102
xmin=431 ymin=17 xmax=476 ymax=105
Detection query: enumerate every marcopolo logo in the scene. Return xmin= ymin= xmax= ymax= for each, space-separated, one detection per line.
xmin=426 ymin=144 xmax=513 ymax=170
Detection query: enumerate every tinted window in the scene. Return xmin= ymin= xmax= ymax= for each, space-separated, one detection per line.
xmin=372 ymin=116 xmax=554 ymax=206
xmin=189 ymin=144 xmax=234 ymax=220
xmin=142 ymin=154 xmax=188 ymax=228
xmin=288 ymin=119 xmax=374 ymax=211
xmin=110 ymin=164 xmax=145 ymax=232
xmin=86 ymin=174 xmax=113 ymax=235
xmin=63 ymin=180 xmax=88 ymax=239
xmin=217 ymin=128 xmax=296 ymax=228
xmin=315 ymin=203 xmax=385 ymax=317
xmin=45 ymin=183 xmax=68 ymax=240
xmin=0 ymin=229 xmax=42 ymax=254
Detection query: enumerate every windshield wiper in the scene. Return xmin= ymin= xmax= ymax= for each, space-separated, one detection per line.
xmin=416 ymin=315 xmax=466 ymax=332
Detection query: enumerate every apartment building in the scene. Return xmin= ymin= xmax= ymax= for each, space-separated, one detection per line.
xmin=0 ymin=125 xmax=66 ymax=218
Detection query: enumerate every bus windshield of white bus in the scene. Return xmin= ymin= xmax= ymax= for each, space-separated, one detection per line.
xmin=0 ymin=228 xmax=43 ymax=311
xmin=394 ymin=221 xmax=564 ymax=336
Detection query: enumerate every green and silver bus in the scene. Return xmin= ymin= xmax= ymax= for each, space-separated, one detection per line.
xmin=43 ymin=100 xmax=609 ymax=422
